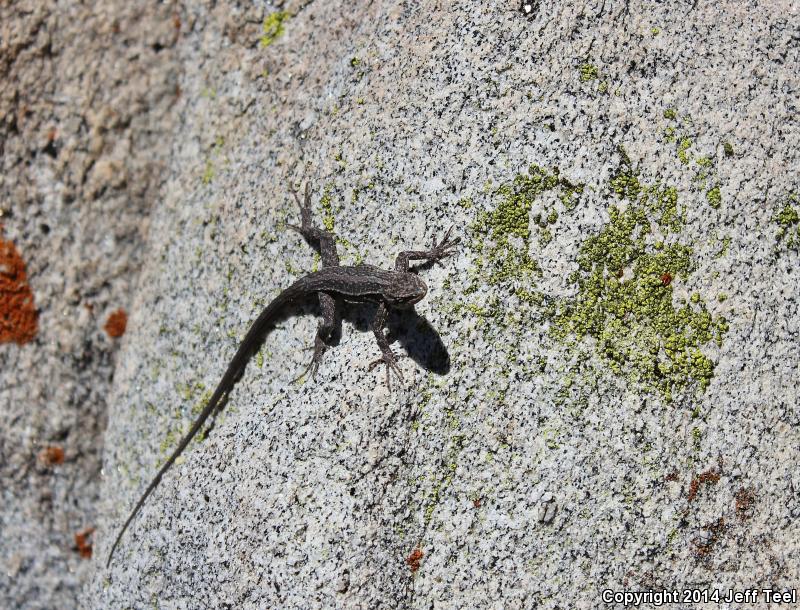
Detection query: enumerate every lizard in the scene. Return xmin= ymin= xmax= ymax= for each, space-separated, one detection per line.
xmin=106 ymin=182 xmax=460 ymax=567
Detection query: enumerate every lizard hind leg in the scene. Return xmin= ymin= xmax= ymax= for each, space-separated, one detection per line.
xmin=292 ymin=332 xmax=327 ymax=382
xmin=368 ymin=302 xmax=404 ymax=392
xmin=294 ymin=292 xmax=338 ymax=382
xmin=368 ymin=350 xmax=404 ymax=393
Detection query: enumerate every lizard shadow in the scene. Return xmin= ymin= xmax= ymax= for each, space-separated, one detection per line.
xmin=338 ymin=301 xmax=451 ymax=375
xmin=236 ymin=292 xmax=451 ymax=378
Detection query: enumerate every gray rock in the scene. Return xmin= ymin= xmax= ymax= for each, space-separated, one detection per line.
xmin=2 ymin=0 xmax=798 ymax=609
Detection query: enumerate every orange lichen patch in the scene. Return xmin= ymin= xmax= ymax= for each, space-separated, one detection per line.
xmin=687 ymin=469 xmax=720 ymax=502
xmin=406 ymin=547 xmax=423 ymax=573
xmin=38 ymin=445 xmax=65 ymax=466
xmin=104 ymin=308 xmax=127 ymax=338
xmin=74 ymin=527 xmax=95 ymax=559
xmin=735 ymin=487 xmax=756 ymax=520
xmin=0 ymin=233 xmax=38 ymax=344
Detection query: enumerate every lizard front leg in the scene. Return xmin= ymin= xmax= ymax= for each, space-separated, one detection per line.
xmin=367 ymin=302 xmax=403 ymax=391
xmin=394 ymin=225 xmax=460 ymax=272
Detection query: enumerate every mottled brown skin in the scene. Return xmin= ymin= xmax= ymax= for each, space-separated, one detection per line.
xmin=106 ymin=183 xmax=459 ymax=567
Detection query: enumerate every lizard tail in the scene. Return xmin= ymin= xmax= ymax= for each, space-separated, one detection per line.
xmin=106 ymin=280 xmax=309 ymax=567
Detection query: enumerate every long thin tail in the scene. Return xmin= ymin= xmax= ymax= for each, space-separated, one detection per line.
xmin=106 ymin=281 xmax=307 ymax=567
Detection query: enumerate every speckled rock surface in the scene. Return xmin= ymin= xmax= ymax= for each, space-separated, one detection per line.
xmin=0 ymin=1 xmax=180 ymax=608
xmin=7 ymin=0 xmax=796 ymax=608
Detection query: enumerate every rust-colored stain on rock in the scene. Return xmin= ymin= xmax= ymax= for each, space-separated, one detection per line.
xmin=74 ymin=527 xmax=95 ymax=559
xmin=406 ymin=548 xmax=424 ymax=573
xmin=0 ymin=232 xmax=38 ymax=344
xmin=104 ymin=308 xmax=127 ymax=338
xmin=38 ymin=445 xmax=66 ymax=466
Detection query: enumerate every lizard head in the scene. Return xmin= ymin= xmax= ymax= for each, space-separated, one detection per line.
xmin=384 ymin=274 xmax=427 ymax=308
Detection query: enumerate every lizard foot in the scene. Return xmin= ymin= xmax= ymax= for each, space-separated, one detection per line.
xmin=429 ymin=226 xmax=461 ymax=264
xmin=289 ymin=181 xmax=313 ymax=213
xmin=293 ymin=339 xmax=326 ymax=383
xmin=368 ymin=351 xmax=404 ymax=392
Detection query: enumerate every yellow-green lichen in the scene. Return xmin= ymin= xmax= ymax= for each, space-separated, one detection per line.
xmin=706 ymin=185 xmax=722 ymax=209
xmin=191 ymin=389 xmax=212 ymax=417
xmin=677 ymin=137 xmax=692 ymax=165
xmin=716 ymin=235 xmax=731 ymax=258
xmin=319 ymin=183 xmax=335 ymax=231
xmin=692 ymin=426 xmax=702 ymax=450
xmin=775 ymin=200 xmax=799 ymax=229
xmin=159 ymin=428 xmax=178 ymax=457
xmin=333 ymin=151 xmax=346 ymax=171
xmin=774 ymin=197 xmax=800 ymax=250
xmin=470 ymin=165 xmax=566 ymax=286
xmin=464 ymin=167 xmax=591 ymax=340
xmin=462 ymin=150 xmax=726 ymax=402
xmin=610 ymin=157 xmax=643 ymax=200
xmin=579 ymin=63 xmax=599 ymax=82
xmin=202 ymin=160 xmax=214 ymax=184
xmin=550 ymin=159 xmax=726 ymax=401
xmin=260 ymin=11 xmax=289 ymax=48
xmin=455 ymin=168 xmax=589 ymax=400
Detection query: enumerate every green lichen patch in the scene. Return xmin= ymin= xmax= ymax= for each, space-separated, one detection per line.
xmin=774 ymin=196 xmax=800 ymax=250
xmin=610 ymin=154 xmax=643 ymax=200
xmin=611 ymin=152 xmax=682 ymax=232
xmin=319 ymin=183 xmax=335 ymax=231
xmin=298 ymin=182 xmax=366 ymax=265
xmin=469 ymin=165 xmax=567 ymax=287
xmin=662 ymin=110 xmax=726 ymax=207
xmin=469 ymin=166 xmax=588 ymax=291
xmin=551 ymin=160 xmax=727 ymax=401
xmin=579 ymin=62 xmax=599 ymax=82
xmin=706 ymin=185 xmax=722 ymax=209
xmin=723 ymin=142 xmax=734 ymax=157
xmin=201 ymin=160 xmax=214 ymax=185
xmin=260 ymin=11 xmax=290 ymax=48
xmin=676 ymin=137 xmax=693 ymax=165
xmin=459 ymin=151 xmax=726 ymax=404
